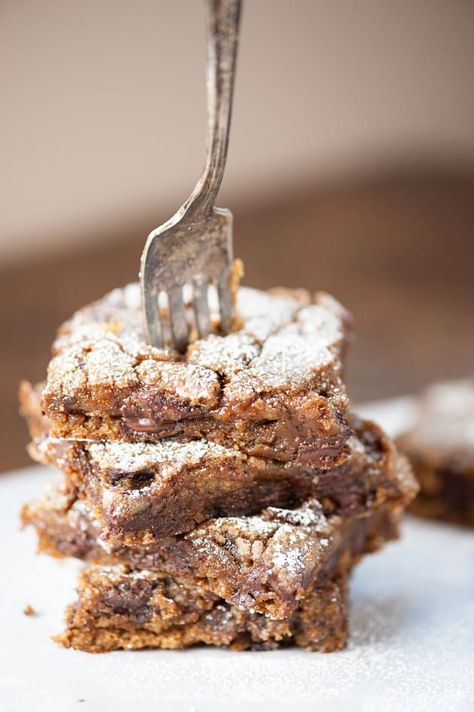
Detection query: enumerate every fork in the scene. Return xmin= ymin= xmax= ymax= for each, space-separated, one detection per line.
xmin=140 ymin=0 xmax=242 ymax=352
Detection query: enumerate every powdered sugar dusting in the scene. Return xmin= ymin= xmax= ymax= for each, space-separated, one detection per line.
xmin=43 ymin=283 xmax=350 ymax=423
xmin=236 ymin=287 xmax=303 ymax=343
xmin=265 ymin=501 xmax=329 ymax=530
xmin=271 ymin=543 xmax=305 ymax=576
xmin=87 ymin=438 xmax=241 ymax=473
xmin=187 ymin=332 xmax=260 ymax=375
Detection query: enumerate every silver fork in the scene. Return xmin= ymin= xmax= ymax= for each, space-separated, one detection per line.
xmin=140 ymin=0 xmax=242 ymax=352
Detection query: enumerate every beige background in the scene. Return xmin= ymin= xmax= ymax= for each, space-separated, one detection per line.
xmin=1 ymin=1 xmax=473 ymax=472
xmin=1 ymin=0 xmax=474 ymax=262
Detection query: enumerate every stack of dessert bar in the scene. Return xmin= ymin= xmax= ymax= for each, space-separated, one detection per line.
xmin=21 ymin=284 xmax=417 ymax=652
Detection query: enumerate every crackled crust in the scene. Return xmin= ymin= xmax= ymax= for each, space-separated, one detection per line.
xmin=25 ymin=411 xmax=417 ymax=542
xmin=397 ymin=380 xmax=474 ymax=526
xmin=37 ymin=284 xmax=352 ymax=467
xmin=54 ymin=565 xmax=349 ymax=653
xmin=22 ymin=476 xmax=401 ymax=619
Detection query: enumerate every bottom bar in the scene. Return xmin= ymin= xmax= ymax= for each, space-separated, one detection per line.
xmin=55 ymin=565 xmax=348 ymax=653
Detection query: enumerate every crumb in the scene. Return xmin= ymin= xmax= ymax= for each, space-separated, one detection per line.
xmin=78 ymin=699 xmax=85 ymax=703
xmin=229 ymin=258 xmax=244 ymax=331
xmin=23 ymin=604 xmax=37 ymax=616
xmin=101 ymin=320 xmax=122 ymax=334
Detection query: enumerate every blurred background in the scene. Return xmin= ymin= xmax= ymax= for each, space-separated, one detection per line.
xmin=1 ymin=0 xmax=473 ymax=472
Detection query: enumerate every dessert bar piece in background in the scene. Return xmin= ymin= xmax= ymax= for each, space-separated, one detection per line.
xmin=22 ymin=477 xmax=402 ymax=620
xmin=55 ymin=564 xmax=349 ymax=653
xmin=36 ymin=284 xmax=352 ymax=468
xmin=397 ymin=379 xmax=474 ymax=526
xmin=26 ymin=415 xmax=416 ymax=542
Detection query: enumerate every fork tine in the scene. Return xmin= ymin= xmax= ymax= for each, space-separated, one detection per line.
xmin=192 ymin=280 xmax=211 ymax=339
xmin=217 ymin=269 xmax=233 ymax=334
xmin=143 ymin=280 xmax=164 ymax=348
xmin=167 ymin=285 xmax=189 ymax=353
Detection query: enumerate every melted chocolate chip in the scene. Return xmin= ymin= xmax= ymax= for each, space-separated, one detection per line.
xmin=107 ymin=469 xmax=155 ymax=490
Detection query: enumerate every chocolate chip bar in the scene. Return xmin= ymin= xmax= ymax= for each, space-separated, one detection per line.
xmin=26 ymin=415 xmax=415 ymax=543
xmin=397 ymin=379 xmax=474 ymax=526
xmin=55 ymin=565 xmax=349 ymax=653
xmin=36 ymin=284 xmax=352 ymax=468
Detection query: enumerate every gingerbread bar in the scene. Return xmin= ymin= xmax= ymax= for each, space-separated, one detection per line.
xmin=35 ymin=284 xmax=352 ymax=468
xmin=55 ymin=564 xmax=349 ymax=653
xmin=397 ymin=379 xmax=474 ymax=526
xmin=27 ymin=416 xmax=416 ymax=542
xmin=22 ymin=477 xmax=401 ymax=620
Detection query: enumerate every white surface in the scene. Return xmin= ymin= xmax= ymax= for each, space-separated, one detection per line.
xmin=356 ymin=395 xmax=419 ymax=438
xmin=1 ymin=399 xmax=474 ymax=712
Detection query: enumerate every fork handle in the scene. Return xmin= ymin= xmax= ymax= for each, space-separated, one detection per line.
xmin=189 ymin=0 xmax=241 ymax=217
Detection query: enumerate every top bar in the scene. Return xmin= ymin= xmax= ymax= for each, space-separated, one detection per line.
xmin=36 ymin=284 xmax=352 ymax=468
